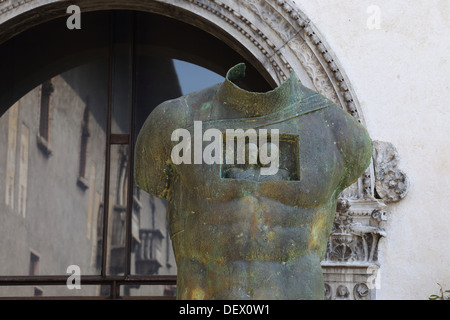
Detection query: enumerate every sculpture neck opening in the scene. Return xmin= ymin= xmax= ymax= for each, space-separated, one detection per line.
xmin=216 ymin=63 xmax=301 ymax=117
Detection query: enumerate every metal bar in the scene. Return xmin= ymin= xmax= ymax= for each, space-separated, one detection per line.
xmin=124 ymin=11 xmax=137 ymax=277
xmin=0 ymin=296 xmax=176 ymax=301
xmin=120 ymin=296 xmax=176 ymax=300
xmin=101 ymin=11 xmax=115 ymax=277
xmin=111 ymin=280 xmax=119 ymax=299
xmin=0 ymin=274 xmax=177 ymax=300
xmin=0 ymin=296 xmax=111 ymax=300
xmin=0 ymin=295 xmax=176 ymax=300
xmin=110 ymin=134 xmax=130 ymax=145
xmin=0 ymin=275 xmax=177 ymax=286
xmin=116 ymin=275 xmax=177 ymax=286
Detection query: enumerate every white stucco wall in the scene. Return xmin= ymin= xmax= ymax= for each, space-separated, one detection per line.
xmin=294 ymin=0 xmax=450 ymax=299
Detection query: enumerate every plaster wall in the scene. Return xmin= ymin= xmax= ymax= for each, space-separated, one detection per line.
xmin=295 ymin=0 xmax=450 ymax=299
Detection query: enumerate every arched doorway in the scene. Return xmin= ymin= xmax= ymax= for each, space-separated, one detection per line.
xmin=0 ymin=1 xmax=385 ymax=300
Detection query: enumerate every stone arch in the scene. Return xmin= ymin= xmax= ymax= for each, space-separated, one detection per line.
xmin=0 ymin=0 xmax=363 ymax=123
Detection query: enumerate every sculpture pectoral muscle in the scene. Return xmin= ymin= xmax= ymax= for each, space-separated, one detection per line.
xmin=134 ymin=63 xmax=372 ymax=300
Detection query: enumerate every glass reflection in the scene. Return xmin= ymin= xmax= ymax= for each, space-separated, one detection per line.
xmin=0 ymin=4 xmax=250 ymax=299
xmin=0 ymin=59 xmax=108 ymax=277
xmin=0 ymin=20 xmax=225 ymax=298
xmin=107 ymin=145 xmax=129 ymax=275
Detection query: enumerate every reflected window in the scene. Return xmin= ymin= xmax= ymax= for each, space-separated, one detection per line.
xmin=77 ymin=103 xmax=91 ymax=190
xmin=5 ymin=102 xmax=19 ymax=209
xmin=37 ymin=79 xmax=54 ymax=155
xmin=0 ymin=57 xmax=110 ymax=287
xmin=18 ymin=123 xmax=30 ymax=218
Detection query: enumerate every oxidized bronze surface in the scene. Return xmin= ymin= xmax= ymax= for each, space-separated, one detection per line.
xmin=134 ymin=63 xmax=372 ymax=299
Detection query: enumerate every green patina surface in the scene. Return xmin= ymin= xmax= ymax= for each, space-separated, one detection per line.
xmin=134 ymin=63 xmax=372 ymax=300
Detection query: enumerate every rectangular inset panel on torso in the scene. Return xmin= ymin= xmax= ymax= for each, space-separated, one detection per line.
xmin=221 ymin=132 xmax=299 ymax=182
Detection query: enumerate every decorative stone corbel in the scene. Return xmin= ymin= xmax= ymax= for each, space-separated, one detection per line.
xmin=373 ymin=140 xmax=409 ymax=203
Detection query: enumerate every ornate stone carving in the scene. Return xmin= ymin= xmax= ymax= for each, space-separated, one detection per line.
xmin=354 ymin=283 xmax=370 ymax=300
xmin=322 ymin=265 xmax=378 ymax=300
xmin=322 ymin=197 xmax=386 ymax=300
xmin=288 ymin=39 xmax=340 ymax=104
xmin=323 ymin=140 xmax=408 ymax=300
xmin=324 ymin=199 xmax=386 ymax=264
xmin=335 ymin=285 xmax=350 ymax=300
xmin=373 ymin=140 xmax=409 ymax=203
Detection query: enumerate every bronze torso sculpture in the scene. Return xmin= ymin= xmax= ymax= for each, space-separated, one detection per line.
xmin=135 ymin=63 xmax=372 ymax=299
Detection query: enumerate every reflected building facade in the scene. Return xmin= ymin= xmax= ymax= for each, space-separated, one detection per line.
xmin=0 ymin=57 xmax=190 ymax=297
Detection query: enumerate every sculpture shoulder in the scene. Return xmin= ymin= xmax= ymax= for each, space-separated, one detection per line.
xmin=134 ymin=98 xmax=185 ymax=199
xmin=143 ymin=84 xmax=221 ymax=132
xmin=134 ymin=85 xmax=220 ymax=198
xmin=321 ymin=104 xmax=373 ymax=191
xmin=143 ymin=98 xmax=188 ymax=136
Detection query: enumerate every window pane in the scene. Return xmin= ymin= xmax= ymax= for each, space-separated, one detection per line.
xmin=106 ymin=145 xmax=129 ymax=275
xmin=110 ymin=11 xmax=134 ymax=134
xmin=131 ymin=188 xmax=174 ymax=276
xmin=0 ymin=59 xmax=108 ymax=276
xmin=132 ymin=46 xmax=226 ymax=279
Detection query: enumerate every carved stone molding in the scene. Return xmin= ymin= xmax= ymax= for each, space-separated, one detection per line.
xmin=324 ymin=198 xmax=387 ymax=264
xmin=322 ymin=265 xmax=378 ymax=300
xmin=0 ymin=0 xmax=363 ymax=121
xmin=322 ymin=196 xmax=388 ymax=299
